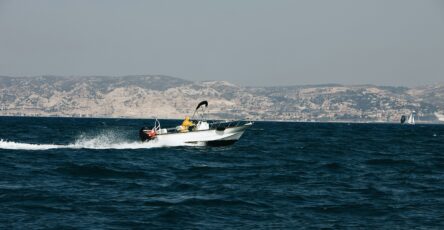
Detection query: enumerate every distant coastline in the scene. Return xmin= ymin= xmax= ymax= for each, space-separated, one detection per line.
xmin=1 ymin=75 xmax=444 ymax=123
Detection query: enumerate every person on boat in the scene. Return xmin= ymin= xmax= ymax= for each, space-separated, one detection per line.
xmin=180 ymin=116 xmax=194 ymax=132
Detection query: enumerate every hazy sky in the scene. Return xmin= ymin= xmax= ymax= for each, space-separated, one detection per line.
xmin=0 ymin=0 xmax=443 ymax=86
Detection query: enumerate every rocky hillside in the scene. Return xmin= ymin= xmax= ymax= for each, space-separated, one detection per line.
xmin=1 ymin=75 xmax=443 ymax=122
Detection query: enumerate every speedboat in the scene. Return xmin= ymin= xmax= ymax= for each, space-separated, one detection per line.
xmin=139 ymin=101 xmax=253 ymax=146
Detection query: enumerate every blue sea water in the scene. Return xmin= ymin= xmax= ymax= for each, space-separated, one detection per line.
xmin=0 ymin=116 xmax=444 ymax=229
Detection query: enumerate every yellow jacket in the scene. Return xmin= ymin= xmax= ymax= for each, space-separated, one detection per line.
xmin=180 ymin=117 xmax=194 ymax=132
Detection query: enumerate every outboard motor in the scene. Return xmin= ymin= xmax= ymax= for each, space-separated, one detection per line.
xmin=139 ymin=127 xmax=149 ymax=142
xmin=139 ymin=127 xmax=156 ymax=142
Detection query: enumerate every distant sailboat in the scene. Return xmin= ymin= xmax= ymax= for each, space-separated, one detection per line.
xmin=407 ymin=111 xmax=416 ymax=125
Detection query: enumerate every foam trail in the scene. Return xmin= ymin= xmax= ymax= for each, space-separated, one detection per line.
xmin=0 ymin=136 xmax=197 ymax=151
xmin=0 ymin=140 xmax=63 ymax=150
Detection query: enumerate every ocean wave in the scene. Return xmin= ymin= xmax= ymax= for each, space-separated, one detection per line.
xmin=55 ymin=163 xmax=146 ymax=178
xmin=144 ymin=196 xmax=260 ymax=207
xmin=365 ymin=158 xmax=417 ymax=166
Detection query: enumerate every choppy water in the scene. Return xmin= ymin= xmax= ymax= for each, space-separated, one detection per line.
xmin=1 ymin=117 xmax=443 ymax=229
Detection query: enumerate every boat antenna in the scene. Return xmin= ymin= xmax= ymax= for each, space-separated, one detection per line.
xmin=191 ymin=100 xmax=208 ymax=120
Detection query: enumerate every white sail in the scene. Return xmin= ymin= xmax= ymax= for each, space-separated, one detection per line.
xmin=407 ymin=111 xmax=416 ymax=125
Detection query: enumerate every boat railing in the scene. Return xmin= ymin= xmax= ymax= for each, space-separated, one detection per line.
xmin=209 ymin=120 xmax=247 ymax=130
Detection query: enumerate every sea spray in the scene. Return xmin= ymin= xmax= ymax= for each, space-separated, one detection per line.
xmin=0 ymin=130 xmax=195 ymax=150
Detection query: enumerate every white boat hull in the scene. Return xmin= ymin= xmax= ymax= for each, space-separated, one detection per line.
xmin=149 ymin=122 xmax=252 ymax=146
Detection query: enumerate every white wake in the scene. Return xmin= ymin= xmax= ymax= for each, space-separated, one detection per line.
xmin=0 ymin=131 xmax=194 ymax=150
